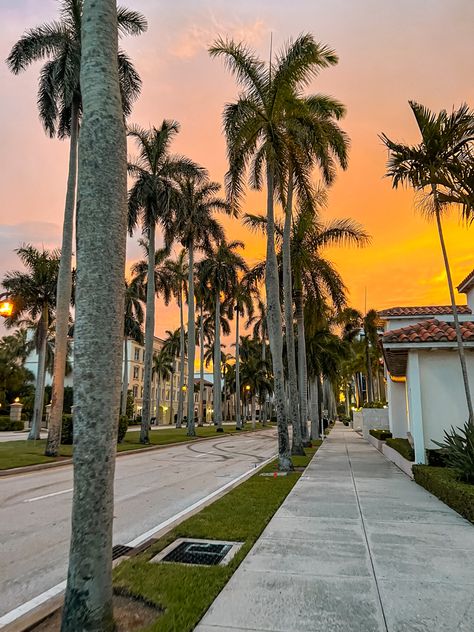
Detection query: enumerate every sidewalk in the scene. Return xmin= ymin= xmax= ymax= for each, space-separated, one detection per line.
xmin=196 ymin=423 xmax=474 ymax=632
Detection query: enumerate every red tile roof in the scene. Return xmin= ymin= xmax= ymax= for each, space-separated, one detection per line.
xmin=378 ymin=305 xmax=471 ymax=317
xmin=458 ymin=269 xmax=474 ymax=293
xmin=383 ymin=319 xmax=474 ymax=344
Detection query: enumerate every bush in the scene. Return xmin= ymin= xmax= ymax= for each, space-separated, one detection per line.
xmin=413 ymin=465 xmax=474 ymax=524
xmin=61 ymin=414 xmax=74 ymax=444
xmin=427 ymin=449 xmax=448 ymax=467
xmin=433 ymin=422 xmax=474 ymax=483
xmin=386 ymin=438 xmax=414 ymax=461
xmin=118 ymin=416 xmax=128 ymax=443
xmin=0 ymin=419 xmax=24 ymax=431
xmin=363 ymin=401 xmax=387 ymax=409
xmin=369 ymin=428 xmax=392 ymax=441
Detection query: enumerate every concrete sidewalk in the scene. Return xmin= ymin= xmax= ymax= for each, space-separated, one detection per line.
xmin=196 ymin=423 xmax=474 ymax=632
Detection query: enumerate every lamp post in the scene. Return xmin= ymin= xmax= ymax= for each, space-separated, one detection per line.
xmin=244 ymin=384 xmax=251 ymax=424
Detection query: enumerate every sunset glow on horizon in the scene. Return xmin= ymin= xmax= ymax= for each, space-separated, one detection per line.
xmin=1 ymin=0 xmax=473 ymax=338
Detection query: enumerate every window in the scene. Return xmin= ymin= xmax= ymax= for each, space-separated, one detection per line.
xmin=133 ymin=366 xmax=139 ymax=380
xmin=132 ymin=385 xmax=138 ymax=398
xmin=141 ymin=368 xmax=145 ymax=381
xmin=140 ymin=387 xmax=143 ymax=398
xmin=134 ymin=347 xmax=140 ymax=361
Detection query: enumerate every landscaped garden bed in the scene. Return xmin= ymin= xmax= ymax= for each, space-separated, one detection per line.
xmin=413 ymin=465 xmax=474 ymax=524
xmin=385 ymin=438 xmax=414 ymax=462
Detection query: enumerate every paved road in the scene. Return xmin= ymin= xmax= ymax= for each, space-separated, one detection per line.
xmin=197 ymin=423 xmax=474 ymax=632
xmin=0 ymin=429 xmax=276 ymax=618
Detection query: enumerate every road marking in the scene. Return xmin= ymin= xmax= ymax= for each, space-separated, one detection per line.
xmin=23 ymin=488 xmax=73 ymax=503
xmin=0 ymin=452 xmax=276 ymax=628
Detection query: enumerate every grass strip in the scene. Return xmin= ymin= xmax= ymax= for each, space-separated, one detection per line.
xmin=0 ymin=423 xmax=272 ymax=471
xmin=113 ymin=443 xmax=321 ymax=632
xmin=413 ymin=465 xmax=474 ymax=524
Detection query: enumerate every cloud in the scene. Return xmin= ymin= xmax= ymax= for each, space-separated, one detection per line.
xmin=170 ymin=14 xmax=269 ymax=60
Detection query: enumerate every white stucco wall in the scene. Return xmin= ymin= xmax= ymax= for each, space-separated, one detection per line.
xmin=387 ymin=378 xmax=408 ymax=438
xmin=417 ymin=350 xmax=474 ymax=449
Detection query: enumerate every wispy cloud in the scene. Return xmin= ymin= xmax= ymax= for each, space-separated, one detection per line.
xmin=170 ymin=13 xmax=269 ymax=60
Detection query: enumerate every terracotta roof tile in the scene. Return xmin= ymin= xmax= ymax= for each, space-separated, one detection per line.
xmin=378 ymin=305 xmax=471 ymax=317
xmin=383 ymin=319 xmax=474 ymax=344
xmin=458 ymin=269 xmax=474 ymax=293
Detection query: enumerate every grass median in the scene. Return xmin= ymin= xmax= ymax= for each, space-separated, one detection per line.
xmin=113 ymin=443 xmax=321 ymax=632
xmin=0 ymin=423 xmax=272 ymax=471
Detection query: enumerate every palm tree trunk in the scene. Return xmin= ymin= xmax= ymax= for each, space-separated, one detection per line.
xmin=309 ymin=378 xmax=319 ymax=440
xmin=199 ymin=305 xmax=205 ymax=426
xmin=251 ymin=394 xmax=256 ymax=429
xmin=141 ymin=223 xmax=155 ymax=443
xmin=120 ymin=338 xmax=128 ymax=416
xmin=265 ymin=163 xmax=292 ymax=470
xmin=365 ymin=338 xmax=373 ymax=403
xmin=187 ymin=243 xmax=196 ymax=436
xmin=156 ymin=375 xmax=161 ymax=424
xmin=434 ymin=202 xmax=474 ymax=423
xmin=235 ymin=307 xmax=242 ymax=429
xmin=45 ymin=99 xmax=79 ymax=456
xmin=169 ymin=366 xmax=175 ymax=424
xmin=213 ymin=288 xmax=223 ymax=429
xmin=283 ymin=176 xmax=304 ymax=455
xmin=317 ymin=373 xmax=324 ymax=438
xmin=177 ymin=285 xmax=185 ymax=428
xmin=295 ymin=287 xmax=310 ymax=446
xmin=61 ymin=2 xmax=127 ymax=626
xmin=29 ymin=307 xmax=49 ymax=440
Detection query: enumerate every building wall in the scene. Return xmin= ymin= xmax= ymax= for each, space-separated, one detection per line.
xmin=417 ymin=350 xmax=474 ymax=449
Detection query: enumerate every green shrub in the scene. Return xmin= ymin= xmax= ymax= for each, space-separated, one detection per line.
xmin=369 ymin=428 xmax=392 ymax=441
xmin=426 ymin=449 xmax=448 ymax=467
xmin=118 ymin=416 xmax=128 ymax=443
xmin=0 ymin=419 xmax=24 ymax=431
xmin=386 ymin=438 xmax=414 ymax=461
xmin=363 ymin=401 xmax=387 ymax=409
xmin=61 ymin=414 xmax=74 ymax=444
xmin=433 ymin=422 xmax=474 ymax=483
xmin=413 ymin=465 xmax=474 ymax=524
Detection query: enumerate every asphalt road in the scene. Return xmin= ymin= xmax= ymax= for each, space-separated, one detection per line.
xmin=0 ymin=429 xmax=277 ymax=618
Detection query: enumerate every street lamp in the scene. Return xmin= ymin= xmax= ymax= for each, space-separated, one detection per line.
xmin=0 ymin=298 xmax=13 ymax=318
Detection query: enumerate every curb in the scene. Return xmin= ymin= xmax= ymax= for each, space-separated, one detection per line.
xmin=0 ymin=427 xmax=273 ymax=478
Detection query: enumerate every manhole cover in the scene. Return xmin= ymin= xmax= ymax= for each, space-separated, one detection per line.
xmin=150 ymin=538 xmax=243 ymax=567
xmin=112 ymin=545 xmax=134 ymax=560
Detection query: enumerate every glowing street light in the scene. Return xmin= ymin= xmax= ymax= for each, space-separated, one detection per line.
xmin=244 ymin=385 xmax=251 ymax=392
xmin=0 ymin=300 xmax=13 ymax=318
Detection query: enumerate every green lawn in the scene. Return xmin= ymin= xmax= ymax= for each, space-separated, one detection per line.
xmin=0 ymin=423 xmax=271 ymax=471
xmin=114 ymin=445 xmax=320 ymax=632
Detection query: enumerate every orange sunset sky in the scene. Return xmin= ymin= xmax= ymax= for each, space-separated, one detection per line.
xmin=0 ymin=0 xmax=473 ymax=340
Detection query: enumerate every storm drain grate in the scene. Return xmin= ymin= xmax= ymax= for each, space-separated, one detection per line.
xmin=150 ymin=538 xmax=243 ymax=567
xmin=112 ymin=544 xmax=134 ymax=560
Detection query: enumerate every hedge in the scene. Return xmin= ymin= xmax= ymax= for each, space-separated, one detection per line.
xmin=386 ymin=438 xmax=414 ymax=462
xmin=369 ymin=428 xmax=392 ymax=441
xmin=0 ymin=419 xmax=24 ymax=431
xmin=413 ymin=465 xmax=474 ymax=524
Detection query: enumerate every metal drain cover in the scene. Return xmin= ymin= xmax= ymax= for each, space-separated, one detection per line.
xmin=150 ymin=538 xmax=243 ymax=567
xmin=112 ymin=544 xmax=134 ymax=560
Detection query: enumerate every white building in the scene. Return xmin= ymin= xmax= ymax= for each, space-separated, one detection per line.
xmin=379 ymin=270 xmax=474 ymax=463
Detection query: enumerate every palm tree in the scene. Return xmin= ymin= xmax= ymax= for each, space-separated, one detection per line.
xmin=381 ymin=101 xmax=474 ymax=423
xmin=0 ymin=330 xmax=33 ymax=408
xmin=153 ymin=347 xmax=173 ymax=424
xmin=2 ymin=245 xmax=60 ymax=439
xmin=7 ymin=1 xmax=147 ymax=458
xmin=198 ymin=240 xmax=247 ymax=430
xmin=166 ymin=176 xmax=229 ymax=435
xmin=162 ymin=250 xmax=189 ymax=427
xmin=121 ymin=276 xmax=144 ymax=416
xmin=210 ymin=34 xmax=340 ymax=469
xmin=362 ymin=309 xmax=380 ymax=404
xmin=61 ymin=1 xmax=128 ymax=627
xmin=240 ymin=336 xmax=272 ymax=428
xmin=231 ymin=280 xmax=255 ymax=429
xmin=128 ymin=122 xmax=201 ymax=442
xmin=162 ymin=328 xmax=181 ymax=425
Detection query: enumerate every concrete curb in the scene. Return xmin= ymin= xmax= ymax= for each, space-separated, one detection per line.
xmin=0 ymin=427 xmax=273 ymax=478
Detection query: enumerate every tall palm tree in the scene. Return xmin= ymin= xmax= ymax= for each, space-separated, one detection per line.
xmin=198 ymin=240 xmax=247 ymax=430
xmin=162 ymin=328 xmax=181 ymax=425
xmin=382 ymin=101 xmax=474 ymax=423
xmin=7 ymin=1 xmax=146 ymax=458
xmin=232 ymin=279 xmax=255 ymax=429
xmin=153 ymin=347 xmax=173 ymax=424
xmin=128 ymin=122 xmax=200 ymax=442
xmin=162 ymin=250 xmax=189 ymax=427
xmin=121 ymin=276 xmax=144 ymax=416
xmin=210 ymin=34 xmax=340 ymax=469
xmin=2 ymin=245 xmax=60 ymax=439
xmin=61 ymin=1 xmax=128 ymax=627
xmin=166 ymin=176 xmax=229 ymax=435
